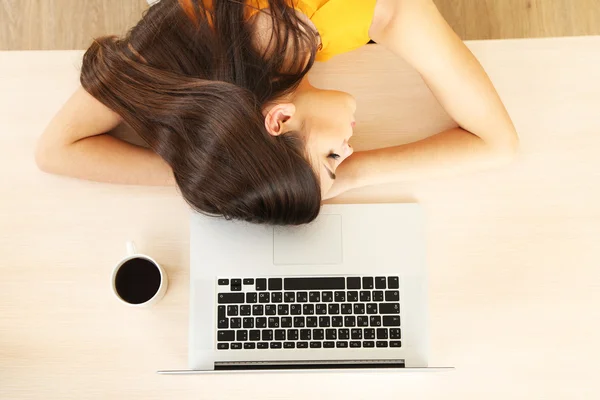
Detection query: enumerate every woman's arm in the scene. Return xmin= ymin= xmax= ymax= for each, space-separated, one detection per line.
xmin=35 ymin=86 xmax=175 ymax=185
xmin=325 ymin=0 xmax=518 ymax=199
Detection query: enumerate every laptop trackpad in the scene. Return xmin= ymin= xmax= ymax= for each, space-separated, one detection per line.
xmin=273 ymin=214 xmax=342 ymax=265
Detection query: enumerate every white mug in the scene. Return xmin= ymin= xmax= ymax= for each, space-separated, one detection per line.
xmin=111 ymin=241 xmax=168 ymax=307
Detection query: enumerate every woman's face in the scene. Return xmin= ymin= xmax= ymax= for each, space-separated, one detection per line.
xmin=292 ymin=88 xmax=357 ymax=195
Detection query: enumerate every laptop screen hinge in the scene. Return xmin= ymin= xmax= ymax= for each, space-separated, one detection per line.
xmin=214 ymin=359 xmax=405 ymax=370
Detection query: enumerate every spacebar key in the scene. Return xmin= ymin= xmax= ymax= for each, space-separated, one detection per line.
xmin=284 ymin=277 xmax=345 ymax=290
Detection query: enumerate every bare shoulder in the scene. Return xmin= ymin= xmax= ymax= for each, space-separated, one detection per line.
xmin=369 ymin=0 xmax=399 ymax=39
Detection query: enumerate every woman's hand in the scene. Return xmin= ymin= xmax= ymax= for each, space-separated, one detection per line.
xmin=35 ymin=86 xmax=175 ymax=185
xmin=326 ymin=0 xmax=518 ymax=197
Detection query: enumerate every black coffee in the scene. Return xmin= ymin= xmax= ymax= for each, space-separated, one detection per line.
xmin=115 ymin=258 xmax=161 ymax=304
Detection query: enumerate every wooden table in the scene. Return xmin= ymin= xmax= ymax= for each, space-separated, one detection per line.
xmin=1 ymin=36 xmax=599 ymax=399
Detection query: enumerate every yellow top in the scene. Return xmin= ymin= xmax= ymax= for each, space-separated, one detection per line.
xmin=249 ymin=0 xmax=378 ymax=62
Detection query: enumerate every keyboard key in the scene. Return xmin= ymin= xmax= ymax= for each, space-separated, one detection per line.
xmin=278 ymin=304 xmax=289 ymax=315
xmin=297 ymin=342 xmax=309 ymax=349
xmin=350 ymin=341 xmax=361 ymax=348
xmin=287 ymin=329 xmax=299 ymax=340
xmin=313 ymin=329 xmax=324 ymax=340
xmin=306 ymin=316 xmax=318 ymax=327
xmin=231 ymin=279 xmax=241 ymax=286
xmin=377 ymin=328 xmax=389 ymax=339
xmin=290 ymin=304 xmax=302 ymax=315
xmin=268 ymin=317 xmax=280 ymax=328
xmin=293 ymin=316 xmax=305 ymax=327
xmin=322 ymin=291 xmax=333 ymax=302
xmin=231 ymin=285 xmax=241 ymax=292
xmin=270 ymin=342 xmax=282 ymax=349
xmin=373 ymin=291 xmax=384 ymax=302
xmin=328 ymin=304 xmax=340 ymax=315
xmin=347 ymin=291 xmax=359 ymax=302
xmin=257 ymin=342 xmax=269 ymax=349
xmin=256 ymin=317 xmax=267 ymax=328
xmin=336 ymin=341 xmax=349 ymax=348
xmin=351 ymin=328 xmax=362 ymax=339
xmin=218 ymin=330 xmax=235 ymax=341
xmin=353 ymin=303 xmax=365 ymax=315
xmin=243 ymin=278 xmax=254 ymax=285
xmin=275 ymin=329 xmax=286 ymax=341
xmin=369 ymin=316 xmax=382 ymax=327
xmin=318 ymin=316 xmax=331 ymax=327
xmin=334 ymin=291 xmax=346 ymax=302
xmin=240 ymin=305 xmax=251 ymax=316
xmin=227 ymin=305 xmax=239 ymax=316
xmin=300 ymin=329 xmax=312 ymax=340
xmin=230 ymin=318 xmax=241 ymax=329
xmin=362 ymin=277 xmax=374 ymax=289
xmin=390 ymin=328 xmax=401 ymax=339
xmin=390 ymin=341 xmax=402 ymax=348
xmin=364 ymin=328 xmax=375 ymax=340
xmin=262 ymin=330 xmax=273 ymax=341
xmin=323 ymin=341 xmax=335 ymax=348
xmin=249 ymin=330 xmax=261 ymax=341
xmin=310 ymin=342 xmax=322 ymax=349
xmin=347 ymin=277 xmax=361 ymax=289
xmin=284 ymin=292 xmax=295 ymax=303
xmin=309 ymin=292 xmax=320 ymax=302
xmin=258 ymin=293 xmax=269 ymax=304
xmin=360 ymin=291 xmax=371 ymax=302
xmin=379 ymin=303 xmax=400 ymax=314
xmin=376 ymin=341 xmax=388 ymax=348
xmin=366 ymin=303 xmax=378 ymax=314
xmin=218 ymin=279 xmax=229 ymax=285
xmin=338 ymin=329 xmax=350 ymax=340
xmin=252 ymin=305 xmax=264 ymax=316
xmin=218 ymin=293 xmax=244 ymax=304
xmin=344 ymin=316 xmax=356 ymax=327
xmin=231 ymin=343 xmax=242 ymax=349
xmin=296 ymin=292 xmax=308 ymax=303
xmin=385 ymin=291 xmax=400 ymax=302
xmin=284 ymin=277 xmax=345 ymax=290
xmin=316 ymin=304 xmax=327 ymax=315
xmin=357 ymin=316 xmax=369 ymax=327
xmin=246 ymin=292 xmax=257 ymax=304
xmin=218 ymin=305 xmax=226 ymax=319
xmin=388 ymin=277 xmax=399 ymax=289
xmin=326 ymin=329 xmax=337 ymax=340
xmin=332 ymin=316 xmax=343 ymax=327
xmin=271 ymin=292 xmax=283 ymax=303
xmin=217 ymin=343 xmax=229 ymax=350
xmin=281 ymin=317 xmax=292 ymax=328
xmin=243 ymin=317 xmax=254 ymax=329
xmin=284 ymin=342 xmax=295 ymax=349
xmin=236 ymin=330 xmax=247 ymax=341
xmin=363 ymin=341 xmax=375 ymax=348
xmin=268 ymin=278 xmax=282 ymax=290
xmin=303 ymin=304 xmax=315 ymax=315
xmin=256 ymin=278 xmax=267 ymax=291
xmin=244 ymin=342 xmax=256 ymax=349
xmin=265 ymin=305 xmax=277 ymax=316
xmin=218 ymin=318 xmax=228 ymax=329
xmin=341 ymin=303 xmax=353 ymax=315
xmin=375 ymin=277 xmax=387 ymax=289
xmin=383 ymin=316 xmax=400 ymax=327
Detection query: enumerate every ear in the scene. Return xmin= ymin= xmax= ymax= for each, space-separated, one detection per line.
xmin=264 ymin=103 xmax=296 ymax=136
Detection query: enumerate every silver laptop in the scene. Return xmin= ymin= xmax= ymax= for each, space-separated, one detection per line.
xmin=166 ymin=203 xmax=430 ymax=373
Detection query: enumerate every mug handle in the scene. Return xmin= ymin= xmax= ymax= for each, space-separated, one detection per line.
xmin=126 ymin=241 xmax=137 ymax=257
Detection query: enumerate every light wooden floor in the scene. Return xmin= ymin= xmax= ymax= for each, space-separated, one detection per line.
xmin=1 ymin=0 xmax=599 ymax=50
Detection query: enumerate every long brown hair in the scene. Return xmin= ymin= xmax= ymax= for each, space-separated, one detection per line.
xmin=80 ymin=0 xmax=322 ymax=225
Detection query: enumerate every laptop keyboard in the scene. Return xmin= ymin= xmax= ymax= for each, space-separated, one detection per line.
xmin=216 ymin=276 xmax=401 ymax=350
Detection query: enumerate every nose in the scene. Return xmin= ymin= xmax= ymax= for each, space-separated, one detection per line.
xmin=342 ymin=140 xmax=353 ymax=157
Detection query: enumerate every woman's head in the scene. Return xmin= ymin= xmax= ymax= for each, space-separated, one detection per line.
xmin=80 ymin=0 xmax=349 ymax=224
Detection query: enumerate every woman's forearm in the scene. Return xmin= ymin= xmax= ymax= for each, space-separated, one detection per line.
xmin=36 ymin=134 xmax=175 ymax=186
